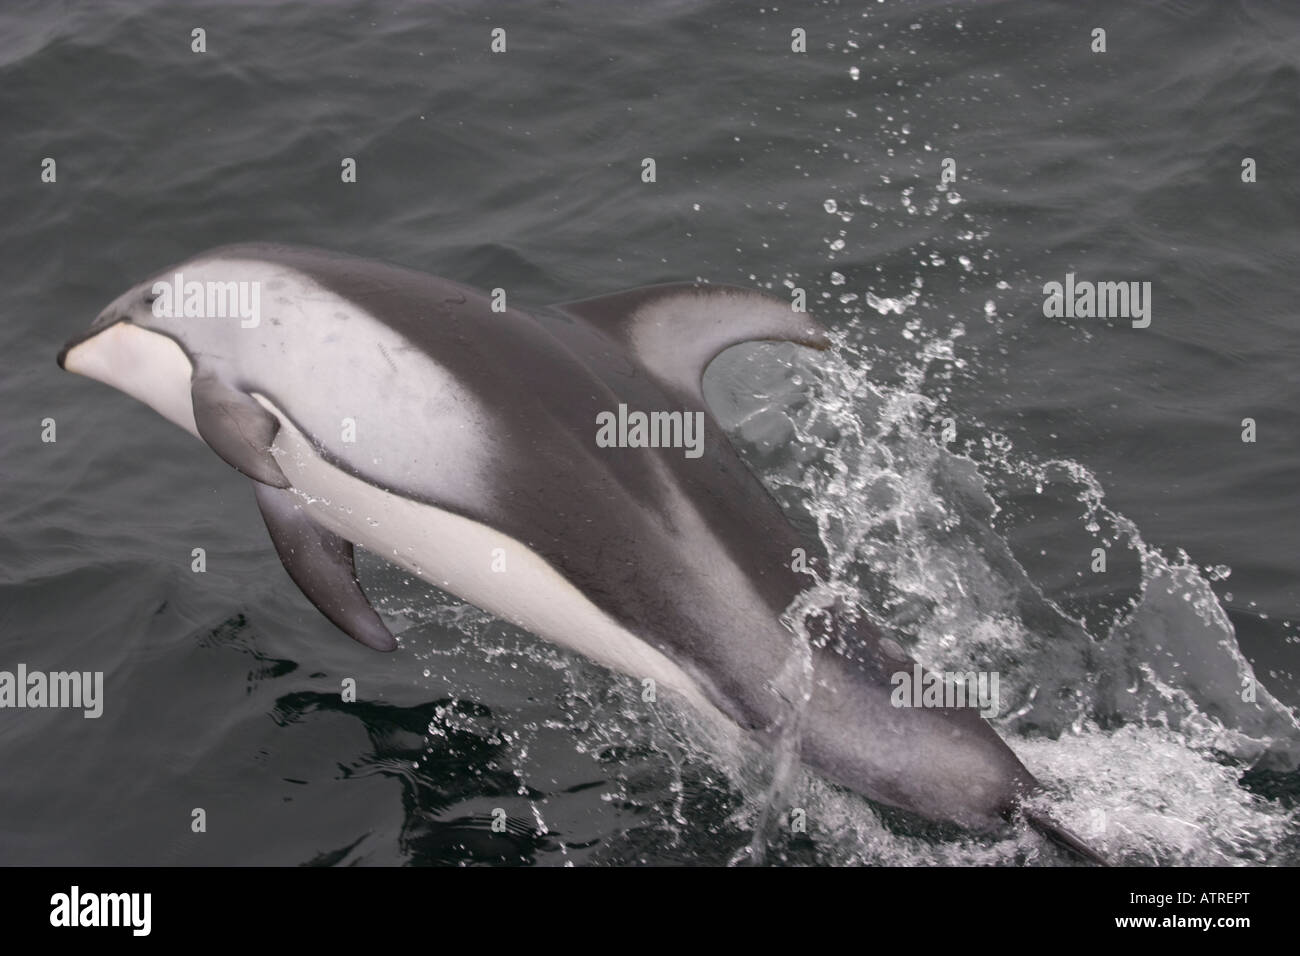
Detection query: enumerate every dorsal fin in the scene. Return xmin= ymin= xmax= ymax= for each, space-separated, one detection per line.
xmin=553 ymin=282 xmax=830 ymax=396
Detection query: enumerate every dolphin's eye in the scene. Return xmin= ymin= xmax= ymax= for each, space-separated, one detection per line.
xmin=143 ymin=292 xmax=158 ymax=304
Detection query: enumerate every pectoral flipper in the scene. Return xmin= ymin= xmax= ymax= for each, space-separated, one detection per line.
xmin=252 ymin=482 xmax=397 ymax=651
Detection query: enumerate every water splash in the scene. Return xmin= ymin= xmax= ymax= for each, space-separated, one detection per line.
xmin=710 ymin=309 xmax=1300 ymax=864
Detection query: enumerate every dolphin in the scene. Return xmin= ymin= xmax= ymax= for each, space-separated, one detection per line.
xmin=58 ymin=243 xmax=1107 ymax=864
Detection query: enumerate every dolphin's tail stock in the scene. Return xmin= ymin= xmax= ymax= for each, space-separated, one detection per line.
xmin=1020 ymin=806 xmax=1110 ymax=866
xmin=808 ymin=611 xmax=1112 ymax=866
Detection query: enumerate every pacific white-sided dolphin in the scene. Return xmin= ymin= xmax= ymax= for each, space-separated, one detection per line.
xmin=58 ymin=243 xmax=1106 ymax=864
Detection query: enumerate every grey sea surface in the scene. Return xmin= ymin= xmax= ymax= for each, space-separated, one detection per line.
xmin=0 ymin=0 xmax=1297 ymax=865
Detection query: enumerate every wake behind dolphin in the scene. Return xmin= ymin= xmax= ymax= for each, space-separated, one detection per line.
xmin=58 ymin=243 xmax=1107 ymax=864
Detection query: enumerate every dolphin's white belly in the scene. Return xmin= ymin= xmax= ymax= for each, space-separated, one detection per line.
xmin=253 ymin=395 xmax=726 ymax=723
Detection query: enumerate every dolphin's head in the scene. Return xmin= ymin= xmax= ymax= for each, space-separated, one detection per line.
xmin=57 ymin=253 xmax=266 ymax=435
xmin=58 ymin=271 xmax=169 ymax=366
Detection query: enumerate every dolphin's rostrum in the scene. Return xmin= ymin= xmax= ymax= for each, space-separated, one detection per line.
xmin=58 ymin=243 xmax=1107 ymax=864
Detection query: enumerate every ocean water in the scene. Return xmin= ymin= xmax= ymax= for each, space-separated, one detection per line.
xmin=1 ymin=0 xmax=1297 ymax=866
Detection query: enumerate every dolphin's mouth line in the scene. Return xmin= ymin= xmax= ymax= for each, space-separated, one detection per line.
xmin=57 ymin=316 xmax=131 ymax=369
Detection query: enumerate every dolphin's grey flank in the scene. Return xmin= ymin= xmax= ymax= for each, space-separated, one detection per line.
xmin=58 ymin=243 xmax=1106 ymax=864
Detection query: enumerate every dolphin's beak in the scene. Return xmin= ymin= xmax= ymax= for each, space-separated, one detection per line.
xmin=58 ymin=316 xmax=128 ymax=372
xmin=54 ymin=317 xmax=199 ymax=436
